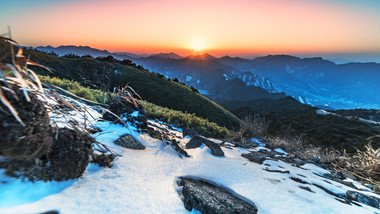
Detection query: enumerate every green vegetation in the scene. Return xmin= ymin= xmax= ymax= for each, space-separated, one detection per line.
xmin=39 ymin=76 xmax=105 ymax=103
xmin=0 ymin=43 xmax=241 ymax=130
xmin=142 ymin=102 xmax=232 ymax=138
xmin=37 ymin=75 xmax=232 ymax=138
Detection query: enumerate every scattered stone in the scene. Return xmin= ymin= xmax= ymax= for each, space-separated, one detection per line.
xmin=263 ymin=168 xmax=290 ymax=174
xmin=321 ymin=172 xmax=359 ymax=190
xmin=186 ymin=136 xmax=224 ymax=157
xmin=233 ymin=140 xmax=259 ymax=149
xmin=242 ymin=149 xmax=283 ymax=164
xmin=299 ymin=186 xmax=314 ymax=193
xmin=346 ymin=190 xmax=380 ymax=209
xmin=265 ymin=178 xmax=281 ymax=184
xmin=241 ymin=153 xmax=266 ymax=164
xmin=290 ymin=177 xmax=309 ymax=184
xmin=312 ymin=183 xmax=344 ymax=199
xmin=179 ymin=177 xmax=258 ymax=214
xmin=114 ymin=134 xmax=145 ymax=150
xmin=297 ymin=174 xmax=307 ymax=178
xmin=167 ymin=140 xmax=189 ymax=158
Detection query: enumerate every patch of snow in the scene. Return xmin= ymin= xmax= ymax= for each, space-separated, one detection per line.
xmin=186 ymin=76 xmax=192 ymax=82
xmin=198 ymin=90 xmax=209 ymax=95
xmin=274 ymin=148 xmax=288 ymax=155
xmin=251 ymin=138 xmax=266 ymax=147
xmin=130 ymin=111 xmax=140 ymax=118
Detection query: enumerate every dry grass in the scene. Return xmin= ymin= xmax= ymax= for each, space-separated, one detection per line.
xmin=0 ymin=36 xmax=116 ymax=157
xmin=230 ymin=116 xmax=269 ymax=143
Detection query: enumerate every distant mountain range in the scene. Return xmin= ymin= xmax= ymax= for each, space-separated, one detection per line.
xmin=34 ymin=45 xmax=380 ymax=109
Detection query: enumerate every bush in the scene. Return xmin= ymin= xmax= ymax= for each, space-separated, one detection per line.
xmin=142 ymin=101 xmax=232 ymax=138
xmin=38 ymin=76 xmax=105 ymax=103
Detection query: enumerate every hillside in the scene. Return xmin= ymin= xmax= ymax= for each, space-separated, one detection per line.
xmin=0 ymin=43 xmax=241 ymax=130
xmin=1 ymin=97 xmax=380 ymax=214
xmin=220 ymin=97 xmax=380 ymax=152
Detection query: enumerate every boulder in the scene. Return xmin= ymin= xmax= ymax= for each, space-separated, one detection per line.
xmin=186 ymin=136 xmax=224 ymax=157
xmin=241 ymin=149 xmax=282 ymax=164
xmin=114 ymin=134 xmax=145 ymax=150
xmin=241 ymin=152 xmax=266 ymax=164
xmin=179 ymin=177 xmax=258 ymax=214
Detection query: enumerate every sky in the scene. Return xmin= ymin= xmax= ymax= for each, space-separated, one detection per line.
xmin=1 ymin=0 xmax=380 ymax=61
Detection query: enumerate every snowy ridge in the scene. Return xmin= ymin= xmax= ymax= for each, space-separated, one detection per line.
xmin=224 ymin=72 xmax=279 ymax=93
xmin=1 ymin=104 xmax=380 ymax=213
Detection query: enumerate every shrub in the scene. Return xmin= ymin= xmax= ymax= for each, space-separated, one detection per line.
xmin=142 ymin=101 xmax=232 ymax=138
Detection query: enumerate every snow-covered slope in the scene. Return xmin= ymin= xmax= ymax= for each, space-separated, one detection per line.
xmin=1 ymin=102 xmax=379 ymax=214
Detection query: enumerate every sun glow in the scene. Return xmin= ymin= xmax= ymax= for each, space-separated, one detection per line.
xmin=191 ymin=40 xmax=207 ymax=52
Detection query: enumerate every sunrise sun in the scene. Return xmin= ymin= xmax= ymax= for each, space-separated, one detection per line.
xmin=191 ymin=40 xmax=207 ymax=52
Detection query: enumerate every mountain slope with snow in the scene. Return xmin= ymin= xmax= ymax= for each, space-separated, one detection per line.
xmin=1 ymin=103 xmax=379 ymax=214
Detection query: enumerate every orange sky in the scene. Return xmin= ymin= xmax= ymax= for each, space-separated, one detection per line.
xmin=1 ymin=0 xmax=380 ymax=57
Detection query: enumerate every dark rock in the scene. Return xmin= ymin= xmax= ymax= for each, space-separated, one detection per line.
xmin=40 ymin=210 xmax=59 ymax=214
xmin=233 ymin=140 xmax=259 ymax=149
xmin=299 ymin=186 xmax=314 ymax=193
xmin=263 ymin=168 xmax=290 ymax=174
xmin=114 ymin=134 xmax=145 ymax=150
xmin=241 ymin=149 xmax=282 ymax=164
xmin=312 ymin=183 xmax=344 ymax=199
xmin=346 ymin=190 xmax=380 ymax=209
xmin=167 ymin=140 xmax=189 ymax=158
xmin=183 ymin=128 xmax=199 ymax=138
xmin=290 ymin=177 xmax=309 ymax=184
xmin=241 ymin=153 xmax=266 ymax=164
xmin=179 ymin=177 xmax=257 ymax=214
xmin=186 ymin=136 xmax=224 ymax=157
xmin=204 ymin=140 xmax=224 ymax=157
xmin=186 ymin=136 xmax=203 ymax=149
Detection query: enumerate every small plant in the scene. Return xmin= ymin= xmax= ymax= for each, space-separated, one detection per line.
xmin=230 ymin=115 xmax=269 ymax=143
xmin=351 ymin=136 xmax=380 ymax=179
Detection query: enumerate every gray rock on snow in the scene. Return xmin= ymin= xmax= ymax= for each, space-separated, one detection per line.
xmin=346 ymin=190 xmax=380 ymax=209
xmin=114 ymin=134 xmax=145 ymax=150
xmin=241 ymin=152 xmax=267 ymax=164
xmin=241 ymin=149 xmax=283 ymax=164
xmin=179 ymin=177 xmax=258 ymax=214
xmin=186 ymin=136 xmax=224 ymax=157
